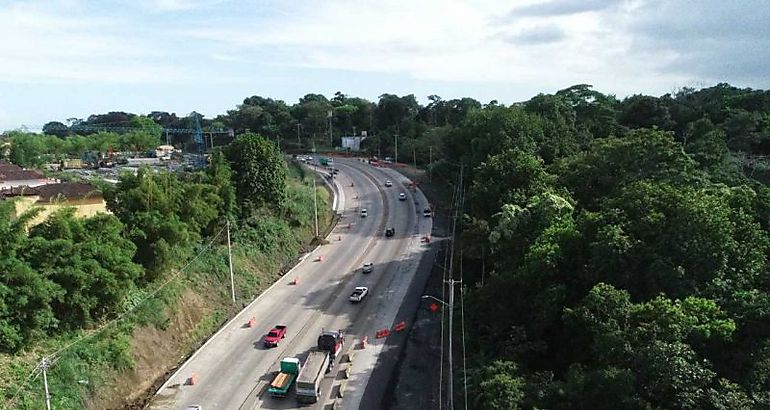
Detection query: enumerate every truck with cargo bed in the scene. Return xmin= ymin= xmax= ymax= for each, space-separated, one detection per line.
xmin=294 ymin=330 xmax=345 ymax=404
xmin=295 ymin=350 xmax=329 ymax=404
xmin=268 ymin=357 xmax=301 ymax=397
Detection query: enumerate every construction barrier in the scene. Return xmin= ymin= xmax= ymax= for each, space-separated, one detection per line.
xmin=187 ymin=372 xmax=198 ymax=386
xmin=375 ymin=328 xmax=390 ymax=339
xmin=393 ymin=321 xmax=407 ymax=332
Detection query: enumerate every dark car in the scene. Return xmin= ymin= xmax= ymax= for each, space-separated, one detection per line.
xmin=385 ymin=228 xmax=395 ymax=237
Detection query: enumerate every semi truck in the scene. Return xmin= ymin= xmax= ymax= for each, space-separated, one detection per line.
xmin=295 ymin=330 xmax=345 ymax=404
xmin=268 ymin=357 xmax=301 ymax=397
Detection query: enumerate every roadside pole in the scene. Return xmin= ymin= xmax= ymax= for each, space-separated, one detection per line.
xmin=227 ymin=219 xmax=235 ymax=304
xmin=313 ymin=178 xmax=319 ymax=237
xmin=40 ymin=357 xmax=51 ymax=410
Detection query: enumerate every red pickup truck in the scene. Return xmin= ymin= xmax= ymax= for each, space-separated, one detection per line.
xmin=264 ymin=325 xmax=287 ymax=347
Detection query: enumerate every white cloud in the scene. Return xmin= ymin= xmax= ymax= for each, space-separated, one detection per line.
xmin=175 ymin=0 xmax=691 ymax=95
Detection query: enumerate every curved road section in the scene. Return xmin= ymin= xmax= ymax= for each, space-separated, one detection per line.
xmin=148 ymin=158 xmax=433 ymax=409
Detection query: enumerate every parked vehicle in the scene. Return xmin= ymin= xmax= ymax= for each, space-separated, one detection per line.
xmin=362 ymin=262 xmax=374 ymax=273
xmin=264 ymin=325 xmax=287 ymax=347
xmin=268 ymin=357 xmax=301 ymax=397
xmin=349 ymin=287 xmax=369 ymax=303
xmin=385 ymin=228 xmax=395 ymax=237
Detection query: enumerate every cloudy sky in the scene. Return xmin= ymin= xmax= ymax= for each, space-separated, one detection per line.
xmin=0 ymin=0 xmax=767 ymax=131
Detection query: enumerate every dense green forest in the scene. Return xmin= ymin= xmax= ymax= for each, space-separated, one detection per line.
xmin=0 ymin=133 xmax=331 ymax=408
xmin=444 ymin=84 xmax=770 ymax=408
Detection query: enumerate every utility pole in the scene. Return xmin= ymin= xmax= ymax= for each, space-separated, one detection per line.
xmin=296 ymin=123 xmax=301 ymax=149
xmin=446 ymin=279 xmax=460 ymax=410
xmin=312 ymin=178 xmax=319 ymax=237
xmin=227 ymin=219 xmax=235 ymax=304
xmin=413 ymin=149 xmax=417 ymax=169
xmin=429 ymin=146 xmax=433 ymax=184
xmin=395 ymin=130 xmax=399 ymax=164
xmin=165 ymin=129 xmax=170 ymax=145
xmin=328 ymin=111 xmax=333 ymax=147
xmin=40 ymin=357 xmax=51 ymax=410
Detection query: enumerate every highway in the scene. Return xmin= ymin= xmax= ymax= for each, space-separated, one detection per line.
xmin=147 ymin=157 xmax=433 ymax=409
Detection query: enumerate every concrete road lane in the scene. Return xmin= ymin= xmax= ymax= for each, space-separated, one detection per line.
xmin=148 ymin=158 xmax=428 ymax=410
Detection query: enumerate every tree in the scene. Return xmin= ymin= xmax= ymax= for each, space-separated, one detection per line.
xmin=42 ymin=121 xmax=70 ymax=138
xmin=468 ymin=361 xmax=525 ymax=409
xmin=24 ymin=210 xmax=142 ymax=327
xmin=228 ymin=133 xmax=287 ymax=210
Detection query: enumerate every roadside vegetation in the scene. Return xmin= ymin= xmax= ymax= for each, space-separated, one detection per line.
xmin=3 ymin=83 xmax=770 ymax=408
xmin=444 ymin=85 xmax=770 ymax=408
xmin=0 ymin=133 xmax=331 ymax=408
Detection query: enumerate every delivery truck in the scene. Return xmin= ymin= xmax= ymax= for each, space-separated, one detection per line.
xmin=268 ymin=357 xmax=301 ymax=397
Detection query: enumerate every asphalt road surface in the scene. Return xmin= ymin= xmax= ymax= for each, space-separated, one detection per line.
xmin=147 ymin=158 xmax=432 ymax=410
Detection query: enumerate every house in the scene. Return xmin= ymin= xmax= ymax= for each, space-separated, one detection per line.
xmin=0 ymin=161 xmax=56 ymax=189
xmin=0 ymin=182 xmax=108 ymax=225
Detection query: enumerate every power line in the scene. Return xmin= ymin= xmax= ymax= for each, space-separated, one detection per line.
xmin=7 ymin=223 xmax=228 ymax=408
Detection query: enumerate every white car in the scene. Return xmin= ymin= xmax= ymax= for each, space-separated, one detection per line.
xmin=423 ymin=208 xmax=432 ymax=217
xmin=360 ymin=208 xmax=368 ymax=217
xmin=399 ymin=192 xmax=407 ymax=201
xmin=349 ymin=287 xmax=369 ymax=303
xmin=362 ymin=262 xmax=374 ymax=273
xmin=385 ymin=180 xmax=393 ymax=187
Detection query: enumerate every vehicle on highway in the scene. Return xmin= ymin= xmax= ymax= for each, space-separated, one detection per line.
xmin=185 ymin=406 xmax=203 ymax=410
xmin=263 ymin=325 xmax=287 ymax=347
xmin=386 ymin=227 xmax=395 ymax=237
xmin=296 ymin=350 xmax=330 ymax=404
xmin=385 ymin=180 xmax=393 ymax=187
xmin=319 ymin=157 xmax=333 ymax=166
xmin=333 ymin=168 xmax=340 ymax=174
xmin=362 ymin=262 xmax=374 ymax=273
xmin=349 ymin=287 xmax=369 ymax=303
xmin=360 ymin=208 xmax=368 ymax=217
xmin=423 ymin=208 xmax=432 ymax=217
xmin=318 ymin=329 xmax=345 ymax=360
xmin=268 ymin=357 xmax=301 ymax=397
xmin=295 ymin=330 xmax=345 ymax=403
xmin=399 ymin=192 xmax=407 ymax=201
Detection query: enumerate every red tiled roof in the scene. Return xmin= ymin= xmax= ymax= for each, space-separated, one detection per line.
xmin=0 ymin=169 xmax=46 ymax=182
xmin=0 ymin=185 xmax=40 ymax=199
xmin=34 ymin=182 xmax=101 ymax=202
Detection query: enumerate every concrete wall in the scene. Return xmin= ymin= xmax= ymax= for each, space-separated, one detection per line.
xmin=12 ymin=196 xmax=109 ymax=226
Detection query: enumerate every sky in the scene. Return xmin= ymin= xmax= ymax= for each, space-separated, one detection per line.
xmin=0 ymin=0 xmax=768 ymax=131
